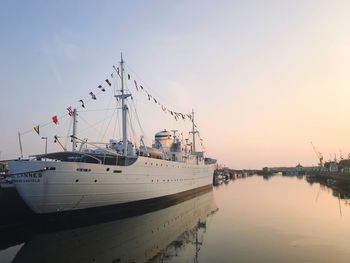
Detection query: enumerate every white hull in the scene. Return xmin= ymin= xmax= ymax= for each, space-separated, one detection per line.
xmin=9 ymin=156 xmax=214 ymax=214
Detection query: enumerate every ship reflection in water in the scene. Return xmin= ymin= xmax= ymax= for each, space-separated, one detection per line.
xmin=12 ymin=189 xmax=217 ymax=263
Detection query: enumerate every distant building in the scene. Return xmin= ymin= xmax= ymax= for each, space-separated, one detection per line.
xmin=329 ymin=162 xmax=338 ymax=173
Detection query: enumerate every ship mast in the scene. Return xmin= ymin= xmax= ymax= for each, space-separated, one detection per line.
xmin=115 ymin=53 xmax=131 ymax=156
xmin=190 ymin=109 xmax=198 ymax=153
xmin=72 ymin=109 xmax=77 ymax=151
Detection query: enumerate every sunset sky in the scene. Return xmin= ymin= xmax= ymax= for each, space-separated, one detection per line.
xmin=1 ymin=0 xmax=350 ymax=169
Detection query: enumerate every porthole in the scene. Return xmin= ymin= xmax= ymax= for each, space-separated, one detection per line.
xmin=106 ymin=168 xmax=110 ymax=171
xmin=75 ymin=179 xmax=79 ymax=182
xmin=94 ymin=179 xmax=97 ymax=183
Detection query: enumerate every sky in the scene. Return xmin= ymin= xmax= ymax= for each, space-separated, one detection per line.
xmin=1 ymin=0 xmax=350 ymax=169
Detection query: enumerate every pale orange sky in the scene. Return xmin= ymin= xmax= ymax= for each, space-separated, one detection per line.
xmin=1 ymin=1 xmax=350 ymax=169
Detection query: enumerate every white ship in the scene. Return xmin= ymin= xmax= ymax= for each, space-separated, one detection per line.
xmin=9 ymin=55 xmax=216 ymax=214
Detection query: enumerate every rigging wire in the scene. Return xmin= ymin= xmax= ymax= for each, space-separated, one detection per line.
xmin=64 ymin=116 xmax=73 ymax=149
xmin=20 ymin=88 xmax=106 ymax=136
xmin=76 ymin=112 xmax=116 ymax=139
xmin=124 ymin=62 xmax=189 ymax=114
xmin=101 ymin=107 xmax=118 ymax=142
xmin=129 ymin=94 xmax=147 ymax=141
xmin=98 ymin=92 xmax=116 ymax=142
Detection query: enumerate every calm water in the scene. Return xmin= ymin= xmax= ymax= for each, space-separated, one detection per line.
xmin=1 ymin=175 xmax=350 ymax=262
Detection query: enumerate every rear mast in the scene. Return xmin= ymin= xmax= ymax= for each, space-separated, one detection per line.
xmin=190 ymin=109 xmax=198 ymax=153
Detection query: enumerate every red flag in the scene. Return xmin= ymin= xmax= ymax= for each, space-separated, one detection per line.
xmin=52 ymin=115 xmax=58 ymax=125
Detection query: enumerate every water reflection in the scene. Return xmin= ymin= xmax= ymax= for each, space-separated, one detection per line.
xmin=12 ymin=190 xmax=217 ymax=263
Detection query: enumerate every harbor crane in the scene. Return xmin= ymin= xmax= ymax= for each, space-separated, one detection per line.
xmin=310 ymin=141 xmax=324 ymax=168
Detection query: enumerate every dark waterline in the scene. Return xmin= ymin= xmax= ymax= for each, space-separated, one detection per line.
xmin=1 ymin=175 xmax=350 ymax=262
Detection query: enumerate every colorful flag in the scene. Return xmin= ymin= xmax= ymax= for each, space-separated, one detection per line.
xmin=67 ymin=106 xmax=73 ymax=116
xmin=98 ymin=85 xmax=105 ymax=92
xmin=79 ymin=99 xmax=85 ymax=108
xmin=33 ymin=125 xmax=40 ymax=135
xmin=113 ymin=65 xmax=120 ymax=76
xmin=105 ymin=79 xmax=112 ymax=86
xmin=52 ymin=115 xmax=58 ymax=125
xmin=89 ymin=92 xmax=97 ymax=100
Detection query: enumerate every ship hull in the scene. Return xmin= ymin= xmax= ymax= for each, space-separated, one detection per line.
xmin=9 ymin=156 xmax=214 ymax=214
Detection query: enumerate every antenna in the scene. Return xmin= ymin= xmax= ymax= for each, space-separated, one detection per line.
xmin=189 ymin=109 xmax=199 ymax=153
xmin=171 ymin=130 xmax=178 ymax=143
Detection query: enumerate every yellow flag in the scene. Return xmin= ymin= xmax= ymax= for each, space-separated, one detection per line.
xmin=34 ymin=125 xmax=40 ymax=135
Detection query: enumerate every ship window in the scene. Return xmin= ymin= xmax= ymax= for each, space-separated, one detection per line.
xmin=106 ymin=168 xmax=110 ymax=171
xmin=75 ymin=179 xmax=79 ymax=182
xmin=46 ymin=167 xmax=56 ymax=170
xmin=113 ymin=170 xmax=122 ymax=173
xmin=145 ymin=162 xmax=147 ymax=165
xmin=94 ymin=179 xmax=97 ymax=183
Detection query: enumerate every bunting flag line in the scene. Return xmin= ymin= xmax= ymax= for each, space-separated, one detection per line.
xmin=105 ymin=79 xmax=112 ymax=86
xmin=52 ymin=115 xmax=59 ymax=125
xmin=33 ymin=125 xmax=40 ymax=135
xmin=125 ymin=70 xmax=193 ymax=123
xmin=89 ymin=92 xmax=97 ymax=100
xmin=27 ymin=64 xmax=197 ymax=138
xmin=67 ymin=106 xmax=73 ymax=116
xmin=79 ymin=99 xmax=85 ymax=108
